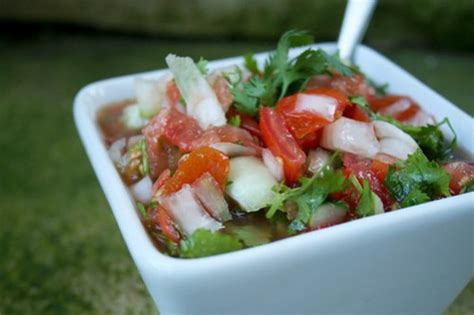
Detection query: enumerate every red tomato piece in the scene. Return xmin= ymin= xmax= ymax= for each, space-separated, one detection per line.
xmin=191 ymin=124 xmax=261 ymax=153
xmin=276 ymin=88 xmax=349 ymax=139
xmin=443 ymin=161 xmax=474 ymax=195
xmin=212 ymin=76 xmax=233 ymax=112
xmin=370 ymin=95 xmax=420 ymax=123
xmin=259 ymin=107 xmax=306 ymax=184
xmin=152 ymin=206 xmax=181 ymax=243
xmin=161 ymin=147 xmax=229 ymax=195
xmin=152 ymin=169 xmax=171 ymax=195
xmin=296 ymin=129 xmax=322 ymax=152
xmin=166 ymin=80 xmax=181 ymax=108
xmin=308 ymin=74 xmax=375 ymax=100
xmin=143 ymin=108 xmax=203 ymax=153
xmin=343 ymin=153 xmax=394 ymax=211
xmin=344 ymin=104 xmax=371 ymax=122
xmin=370 ymin=159 xmax=390 ymax=183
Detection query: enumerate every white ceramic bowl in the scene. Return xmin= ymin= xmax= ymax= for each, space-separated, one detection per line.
xmin=74 ymin=43 xmax=473 ymax=314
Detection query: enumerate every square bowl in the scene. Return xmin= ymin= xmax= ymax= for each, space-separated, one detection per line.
xmin=74 ymin=43 xmax=473 ymax=314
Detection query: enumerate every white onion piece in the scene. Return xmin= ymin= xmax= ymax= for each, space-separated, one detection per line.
xmin=294 ymin=94 xmax=337 ymax=121
xmin=127 ymin=135 xmax=145 ymax=149
xmin=226 ymin=157 xmax=277 ymax=212
xmin=210 ymin=142 xmax=258 ymax=157
xmin=130 ymin=176 xmax=153 ymax=204
xmin=306 ymin=148 xmax=331 ymax=174
xmin=192 ymin=173 xmax=231 ymax=222
xmin=158 ymin=184 xmax=222 ymax=236
xmin=372 ymin=193 xmax=384 ymax=215
xmin=374 ymin=121 xmax=418 ymax=160
xmin=379 ymin=138 xmax=417 ymax=160
xmin=321 ymin=117 xmax=380 ymax=159
xmin=309 ymin=203 xmax=347 ymax=229
xmin=122 ymin=104 xmax=148 ymax=129
xmin=108 ymin=138 xmax=126 ymax=164
xmin=373 ymin=121 xmax=418 ymax=149
xmin=262 ymin=149 xmax=284 ymax=181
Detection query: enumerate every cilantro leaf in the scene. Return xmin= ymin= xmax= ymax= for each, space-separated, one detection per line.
xmin=231 ymin=77 xmax=268 ymax=116
xmin=350 ymin=176 xmax=378 ymax=217
xmin=179 ymin=229 xmax=242 ymax=258
xmin=367 ymin=78 xmax=389 ymax=96
xmin=141 ymin=139 xmax=150 ymax=176
xmin=267 ymin=159 xmax=347 ymax=234
xmin=196 ymin=57 xmax=209 ymax=75
xmin=228 ymin=115 xmax=241 ymax=127
xmin=385 ymin=150 xmax=450 ymax=207
xmin=244 ymin=53 xmax=260 ymax=75
xmin=136 ymin=202 xmax=148 ymax=219
xmin=461 ymin=180 xmax=474 ymax=194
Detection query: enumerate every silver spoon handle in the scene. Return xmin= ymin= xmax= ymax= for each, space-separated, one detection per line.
xmin=337 ymin=0 xmax=378 ymax=63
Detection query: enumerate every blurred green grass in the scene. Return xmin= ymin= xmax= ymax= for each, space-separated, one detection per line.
xmin=0 ymin=33 xmax=472 ymax=314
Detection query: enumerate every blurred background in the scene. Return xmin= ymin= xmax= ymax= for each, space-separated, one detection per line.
xmin=0 ymin=0 xmax=473 ymax=314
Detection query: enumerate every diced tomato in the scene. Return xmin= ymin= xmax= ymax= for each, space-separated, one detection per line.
xmin=443 ymin=161 xmax=474 ymax=195
xmin=152 ymin=169 xmax=171 ymax=195
xmin=297 ymin=129 xmax=322 ymax=152
xmin=371 ymin=159 xmax=390 ymax=183
xmin=212 ymin=76 xmax=233 ymax=112
xmin=344 ymin=104 xmax=371 ymax=122
xmin=343 ymin=153 xmax=394 ymax=211
xmin=259 ymin=107 xmax=306 ymax=184
xmin=166 ymin=80 xmax=181 ymax=107
xmin=161 ymin=147 xmax=229 ymax=195
xmin=226 ymin=108 xmax=262 ymax=140
xmin=275 ymin=88 xmax=349 ymax=139
xmin=152 ymin=206 xmax=181 ymax=243
xmin=191 ymin=124 xmax=261 ymax=153
xmin=308 ymin=74 xmax=375 ymax=100
xmin=143 ymin=108 xmax=203 ymax=154
xmin=369 ymin=95 xmax=421 ymax=123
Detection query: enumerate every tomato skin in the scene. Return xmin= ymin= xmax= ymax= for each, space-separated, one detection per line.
xmin=152 ymin=206 xmax=181 ymax=243
xmin=297 ymin=129 xmax=322 ymax=152
xmin=161 ymin=146 xmax=229 ymax=195
xmin=344 ymin=104 xmax=371 ymax=122
xmin=166 ymin=80 xmax=181 ymax=107
xmin=369 ymin=95 xmax=420 ymax=122
xmin=275 ymin=87 xmax=349 ymax=139
xmin=259 ymin=107 xmax=306 ymax=184
xmin=212 ymin=76 xmax=233 ymax=111
xmin=443 ymin=161 xmax=474 ymax=195
xmin=371 ymin=159 xmax=390 ymax=183
xmin=343 ymin=153 xmax=394 ymax=211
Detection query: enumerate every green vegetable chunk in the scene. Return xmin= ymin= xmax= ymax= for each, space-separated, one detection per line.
xmin=350 ymin=176 xmax=382 ymax=217
xmin=385 ymin=150 xmax=450 ymax=207
xmin=179 ymin=229 xmax=242 ymax=258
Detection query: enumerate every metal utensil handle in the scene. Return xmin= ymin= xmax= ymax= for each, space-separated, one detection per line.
xmin=338 ymin=0 xmax=378 ymax=63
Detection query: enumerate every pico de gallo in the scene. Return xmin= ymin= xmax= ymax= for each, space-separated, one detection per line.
xmin=98 ymin=30 xmax=474 ymax=258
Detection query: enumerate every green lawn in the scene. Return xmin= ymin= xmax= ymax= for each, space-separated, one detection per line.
xmin=0 ymin=33 xmax=472 ymax=314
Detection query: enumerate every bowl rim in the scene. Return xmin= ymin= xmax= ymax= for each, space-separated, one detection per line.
xmin=73 ymin=42 xmax=474 ymax=272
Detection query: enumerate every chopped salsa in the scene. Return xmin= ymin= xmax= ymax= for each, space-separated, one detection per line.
xmin=98 ymin=30 xmax=473 ymax=258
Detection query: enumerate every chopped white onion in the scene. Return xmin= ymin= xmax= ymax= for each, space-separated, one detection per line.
xmin=294 ymin=94 xmax=337 ymax=121
xmin=378 ymin=98 xmax=411 ymax=116
xmin=321 ymin=117 xmax=380 ymax=159
xmin=226 ymin=157 xmax=277 ymax=212
xmin=130 ymin=176 xmax=153 ymax=204
xmin=108 ymin=138 xmax=126 ymax=164
xmin=404 ymin=110 xmax=435 ymax=127
xmin=192 ymin=173 xmax=231 ymax=222
xmin=127 ymin=135 xmax=145 ymax=149
xmin=210 ymin=142 xmax=258 ymax=157
xmin=262 ymin=149 xmax=284 ymax=181
xmin=373 ymin=120 xmax=418 ymax=160
xmin=306 ymin=148 xmax=331 ymax=174
xmin=158 ymin=184 xmax=222 ymax=236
